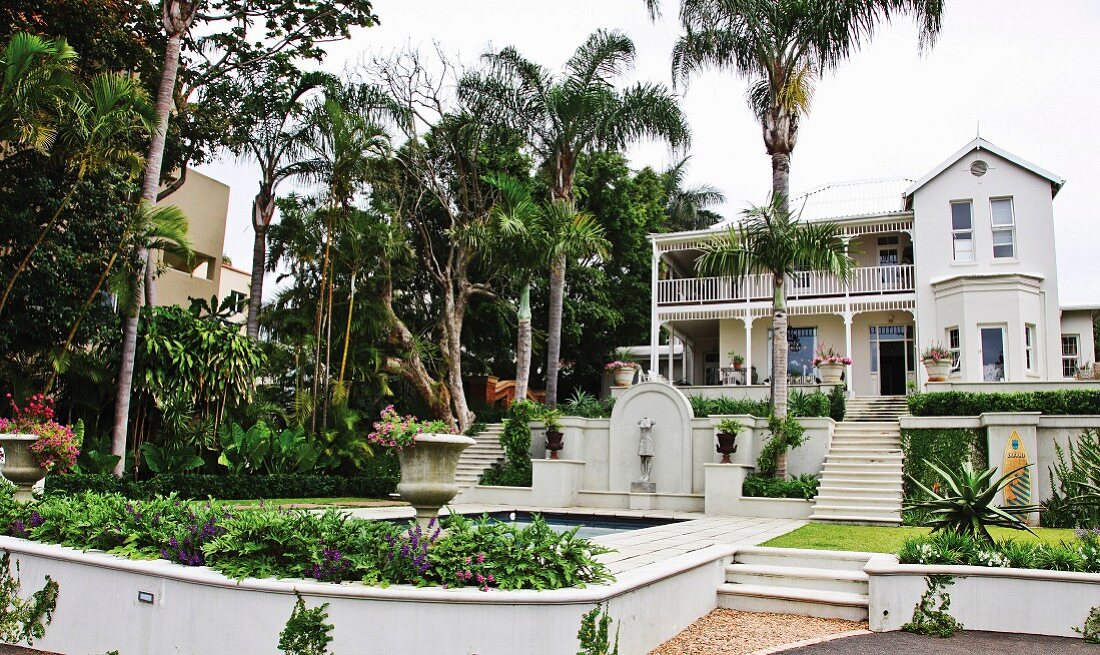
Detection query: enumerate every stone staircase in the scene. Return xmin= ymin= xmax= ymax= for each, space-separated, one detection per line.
xmin=717 ymin=546 xmax=871 ymax=621
xmin=844 ymin=395 xmax=909 ymax=422
xmin=455 ymin=424 xmax=506 ymax=487
xmin=810 ymin=420 xmax=904 ymax=525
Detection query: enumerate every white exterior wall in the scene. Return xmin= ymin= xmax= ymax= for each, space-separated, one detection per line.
xmin=911 ymin=148 xmax=1062 ymax=383
xmin=1060 ymin=310 xmax=1096 ymax=372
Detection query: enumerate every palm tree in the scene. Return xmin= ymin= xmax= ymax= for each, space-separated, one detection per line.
xmin=300 ymin=97 xmax=389 ymax=431
xmin=486 ymin=175 xmax=610 ymax=403
xmin=696 ymin=195 xmax=853 ymax=467
xmin=465 ymin=29 xmax=690 ymax=405
xmin=651 ymin=0 xmax=944 ymax=211
xmin=226 ymin=63 xmax=331 ymax=339
xmin=663 ymin=156 xmax=725 ymax=231
xmin=0 ymin=32 xmax=77 ymax=157
xmin=113 ymin=0 xmax=202 ymax=476
xmin=0 ymin=73 xmax=155 ymax=317
xmin=45 ymin=202 xmax=192 ymax=394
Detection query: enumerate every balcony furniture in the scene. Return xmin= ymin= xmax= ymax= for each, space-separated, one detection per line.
xmin=719 ymin=367 xmax=744 ymax=386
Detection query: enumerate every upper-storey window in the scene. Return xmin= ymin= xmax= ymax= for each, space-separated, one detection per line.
xmin=1062 ymin=334 xmax=1080 ymax=378
xmin=991 ymin=197 xmax=1016 ymax=259
xmin=951 ymin=201 xmax=974 ymax=262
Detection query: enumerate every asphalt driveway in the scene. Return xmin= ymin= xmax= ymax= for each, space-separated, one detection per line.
xmin=782 ymin=631 xmax=1096 ymax=654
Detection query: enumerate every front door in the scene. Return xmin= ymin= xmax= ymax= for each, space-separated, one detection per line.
xmin=879 ymin=341 xmax=907 ymax=395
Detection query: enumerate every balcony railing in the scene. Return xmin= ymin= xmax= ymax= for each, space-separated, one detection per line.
xmin=656 ymin=264 xmax=914 ymax=306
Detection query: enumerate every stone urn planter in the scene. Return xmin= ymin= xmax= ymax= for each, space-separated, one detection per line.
xmin=923 ymin=358 xmax=951 ymax=382
xmin=715 ymin=432 xmax=738 ymax=464
xmin=545 ymin=430 xmax=564 ymax=459
xmin=612 ymin=365 xmax=637 ymax=387
xmin=396 ymin=433 xmax=475 ymax=524
xmin=818 ymin=362 xmax=845 ymax=385
xmin=0 ymin=434 xmax=45 ymax=501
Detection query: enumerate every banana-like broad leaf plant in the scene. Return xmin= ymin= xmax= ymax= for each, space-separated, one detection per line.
xmin=905 ymin=459 xmax=1042 ymax=544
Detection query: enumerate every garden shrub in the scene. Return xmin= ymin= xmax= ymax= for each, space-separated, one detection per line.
xmin=278 ymin=593 xmax=333 ymax=655
xmin=561 ymin=390 xmax=616 ymax=419
xmin=787 ymin=390 xmax=829 ymax=418
xmin=2 ymin=492 xmax=614 ymax=591
xmin=908 ymin=390 xmax=1100 ymax=416
xmin=898 ymin=529 xmax=1100 ymax=574
xmin=1042 ymin=429 xmax=1100 ymax=528
xmin=689 ymin=396 xmax=771 ymax=418
xmin=902 ymin=575 xmax=962 ymax=638
xmin=900 ymin=428 xmax=987 ymax=501
xmin=742 ymin=473 xmax=819 ymax=500
xmin=0 ymin=552 xmax=58 ymax=647
xmin=44 ymin=472 xmax=399 ymax=501
xmin=480 ymin=400 xmax=539 ymax=487
xmin=1077 ymin=606 xmax=1100 ymax=644
xmin=828 ymin=385 xmax=846 ymax=422
xmin=756 ymin=415 xmax=807 ymax=477
xmin=576 ymin=603 xmax=619 ymax=655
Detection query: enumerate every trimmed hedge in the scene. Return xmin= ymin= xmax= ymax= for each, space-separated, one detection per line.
xmin=44 ymin=473 xmax=398 ymax=500
xmin=900 ymin=427 xmax=988 ymax=500
xmin=908 ymin=390 xmax=1100 ymax=416
xmin=742 ymin=473 xmax=819 ymax=500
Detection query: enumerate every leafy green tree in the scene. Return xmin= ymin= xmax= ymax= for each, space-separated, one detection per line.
xmin=465 ymin=29 xmax=690 ymax=405
xmin=0 ymin=72 xmax=156 ymax=317
xmin=662 ymin=156 xmax=725 ymax=231
xmin=219 ymin=61 xmax=334 ymax=339
xmin=0 ymin=32 xmax=76 ymax=156
xmin=696 ymin=195 xmax=853 ymax=472
xmin=650 ymin=0 xmax=944 ymax=211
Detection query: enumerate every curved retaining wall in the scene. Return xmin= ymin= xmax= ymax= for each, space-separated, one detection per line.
xmin=866 ymin=553 xmax=1100 ymax=637
xmin=0 ymin=536 xmax=729 ymax=655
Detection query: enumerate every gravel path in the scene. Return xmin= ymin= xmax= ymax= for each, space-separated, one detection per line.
xmin=649 ymin=610 xmax=867 ymax=655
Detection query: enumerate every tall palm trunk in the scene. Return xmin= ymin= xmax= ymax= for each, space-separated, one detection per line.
xmin=311 ymin=208 xmax=335 ymax=433
xmin=112 ymin=24 xmax=189 ymax=476
xmin=772 ymin=277 xmax=789 ymax=478
xmin=337 ymin=269 xmax=357 ymax=387
xmin=771 ymin=151 xmax=791 ymax=213
xmin=545 ymin=254 xmax=566 ymax=407
xmin=246 ymin=190 xmax=274 ymax=339
xmin=0 ymin=165 xmax=84 ymax=316
xmin=513 ymin=282 xmax=532 ymax=402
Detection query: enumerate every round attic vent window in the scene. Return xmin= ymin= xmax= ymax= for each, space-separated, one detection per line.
xmin=970 ymin=160 xmax=989 ymax=176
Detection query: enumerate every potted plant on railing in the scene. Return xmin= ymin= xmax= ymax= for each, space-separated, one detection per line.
xmin=812 ymin=344 xmax=851 ymax=385
xmin=728 ymin=351 xmax=744 ymax=371
xmin=0 ymin=394 xmax=80 ymax=500
xmin=606 ymin=357 xmax=639 ymax=387
xmin=367 ymin=406 xmax=475 ymax=523
xmin=921 ymin=343 xmax=953 ymax=382
xmin=542 ymin=409 xmax=564 ymax=459
xmin=714 ymin=418 xmax=743 ymax=464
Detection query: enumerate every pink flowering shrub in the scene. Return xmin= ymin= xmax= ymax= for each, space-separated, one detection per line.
xmin=604 ymin=360 xmax=638 ymax=371
xmin=366 ymin=406 xmax=453 ymax=449
xmin=812 ymin=344 xmax=852 ymax=367
xmin=0 ymin=394 xmax=80 ymax=472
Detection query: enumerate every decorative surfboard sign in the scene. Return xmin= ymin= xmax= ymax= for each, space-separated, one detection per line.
xmin=1001 ymin=430 xmax=1032 ymax=510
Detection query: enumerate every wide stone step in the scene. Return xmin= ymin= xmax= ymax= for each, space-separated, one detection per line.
xmin=825 ymin=454 xmax=904 ymax=464
xmin=734 ymin=546 xmax=874 ymax=571
xmin=828 ymin=447 xmax=902 ymax=456
xmin=810 ymin=513 xmax=903 ymax=526
xmin=812 ymin=494 xmax=901 ymax=508
xmin=716 ymin=584 xmax=869 ymax=621
xmin=724 ymin=564 xmax=868 ymax=595
xmin=812 ymin=504 xmax=901 ymax=519
xmin=817 ymin=485 xmax=903 ymax=497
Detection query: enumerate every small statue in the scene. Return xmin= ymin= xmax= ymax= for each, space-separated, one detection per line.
xmin=637 ymin=416 xmax=656 ymax=483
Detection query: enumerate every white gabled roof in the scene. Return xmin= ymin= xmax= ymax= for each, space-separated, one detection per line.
xmin=903 ymin=137 xmax=1066 ymax=205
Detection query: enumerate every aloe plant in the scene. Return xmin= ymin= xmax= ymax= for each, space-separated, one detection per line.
xmin=905 ymin=459 xmax=1041 ymax=544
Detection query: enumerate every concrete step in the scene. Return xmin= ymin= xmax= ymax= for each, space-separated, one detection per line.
xmin=828 ymin=447 xmax=902 ymax=455
xmin=810 ymin=513 xmax=903 ymax=526
xmin=812 ymin=494 xmax=902 ymax=508
xmin=734 ymin=546 xmax=874 ymax=572
xmin=725 ymin=564 xmax=868 ymax=595
xmin=825 ymin=454 xmax=904 ymax=464
xmin=811 ymin=504 xmax=902 ymax=520
xmin=817 ymin=485 xmax=903 ymax=497
xmin=716 ymin=584 xmax=869 ymax=621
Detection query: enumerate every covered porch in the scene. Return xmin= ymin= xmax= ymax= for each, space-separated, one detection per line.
xmin=648 ymin=298 xmax=917 ymax=397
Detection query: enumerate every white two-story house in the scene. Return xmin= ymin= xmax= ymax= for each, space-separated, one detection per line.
xmin=646 ymin=138 xmax=1097 ymax=397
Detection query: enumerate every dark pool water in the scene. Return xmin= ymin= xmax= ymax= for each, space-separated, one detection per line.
xmin=480 ymin=511 xmax=681 ymax=538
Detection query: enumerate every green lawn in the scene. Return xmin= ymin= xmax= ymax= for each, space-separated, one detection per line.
xmin=761 ymin=523 xmax=1079 ymax=553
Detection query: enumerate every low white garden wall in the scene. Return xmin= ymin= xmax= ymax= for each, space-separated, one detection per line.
xmin=1 ymin=536 xmax=733 ymax=655
xmin=865 ymin=553 xmax=1100 ymax=638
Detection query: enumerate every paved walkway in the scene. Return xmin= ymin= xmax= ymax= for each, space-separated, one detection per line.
xmin=344 ymin=504 xmax=805 ymax=575
xmin=779 ymin=631 xmax=1095 ymax=654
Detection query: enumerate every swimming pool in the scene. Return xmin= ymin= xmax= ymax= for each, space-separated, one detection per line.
xmin=480 ymin=511 xmax=682 ymax=538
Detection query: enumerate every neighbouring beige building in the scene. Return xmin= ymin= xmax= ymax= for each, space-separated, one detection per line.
xmin=154 ymin=169 xmax=249 ymax=320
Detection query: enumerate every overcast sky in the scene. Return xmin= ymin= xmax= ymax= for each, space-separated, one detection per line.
xmin=197 ymin=0 xmax=1100 ymax=305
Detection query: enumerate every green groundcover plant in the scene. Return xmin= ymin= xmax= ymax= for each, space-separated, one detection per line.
xmin=898 ymin=529 xmax=1100 ymax=573
xmin=0 ymin=487 xmax=614 ymax=591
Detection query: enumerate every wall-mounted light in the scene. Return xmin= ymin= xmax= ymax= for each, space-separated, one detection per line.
xmin=137 ymin=591 xmax=155 ymax=604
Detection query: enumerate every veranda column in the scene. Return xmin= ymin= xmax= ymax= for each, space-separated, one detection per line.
xmin=843 ymin=311 xmax=854 ymax=394
xmin=744 ymin=318 xmax=753 ymax=385
xmin=650 ymin=239 xmax=660 ymax=375
xmin=668 ymin=324 xmax=676 ymax=383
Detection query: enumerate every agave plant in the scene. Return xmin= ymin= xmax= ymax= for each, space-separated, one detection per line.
xmin=905 ymin=460 xmax=1041 ymax=544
